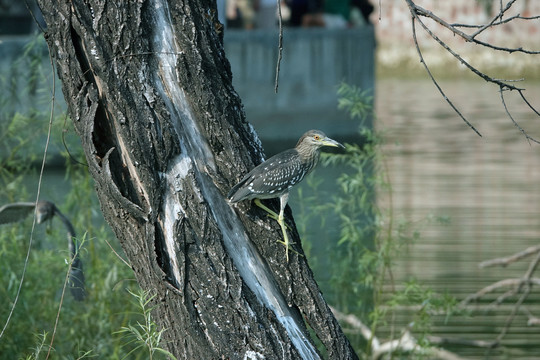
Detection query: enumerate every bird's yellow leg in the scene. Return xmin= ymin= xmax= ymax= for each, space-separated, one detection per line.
xmin=254 ymin=199 xmax=290 ymax=230
xmin=254 ymin=198 xmax=279 ymax=219
xmin=277 ymin=210 xmax=290 ymax=262
xmin=275 ymin=206 xmax=303 ymax=260
xmin=254 ymin=198 xmax=300 ymax=261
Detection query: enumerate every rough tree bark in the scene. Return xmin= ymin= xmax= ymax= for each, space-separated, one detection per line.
xmin=36 ymin=0 xmax=358 ymax=359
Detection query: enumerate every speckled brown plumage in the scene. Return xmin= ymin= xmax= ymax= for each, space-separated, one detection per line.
xmin=228 ymin=129 xmax=344 ymax=261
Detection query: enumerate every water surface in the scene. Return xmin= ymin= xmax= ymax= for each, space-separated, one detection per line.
xmin=377 ymin=78 xmax=540 ymax=358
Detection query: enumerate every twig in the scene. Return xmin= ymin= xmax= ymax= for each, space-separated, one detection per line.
xmin=451 ymin=14 xmax=540 ymax=29
xmin=493 ymin=281 xmax=530 ymax=347
xmin=408 ymin=1 xmax=524 ymax=91
xmin=330 ymin=306 xmax=380 ymax=349
xmin=518 ymin=89 xmax=540 ymax=118
xmin=410 ymin=1 xmax=540 ymax=54
xmin=330 ymin=306 xmax=466 ymax=359
xmin=410 ymin=14 xmax=482 ymax=137
xmin=499 ymin=87 xmax=540 ymax=144
xmin=274 ymin=0 xmax=283 ymax=93
xmin=24 ymin=0 xmax=46 ymax=34
xmin=523 ymin=307 xmax=540 ymax=326
xmin=522 ymin=249 xmax=540 ymax=281
xmin=479 ymin=245 xmax=540 ymax=268
xmin=104 ymin=238 xmax=132 ymax=268
xmin=488 ymin=288 xmax=519 ymax=310
xmin=46 ymin=246 xmax=79 ymax=360
xmin=470 ymin=0 xmax=515 ymax=38
xmin=404 ymin=0 xmax=540 ymax=143
xmin=463 ymin=251 xmax=540 ymax=353
xmin=428 ymin=335 xmax=496 ymax=349
xmin=460 ymin=278 xmax=540 ymax=306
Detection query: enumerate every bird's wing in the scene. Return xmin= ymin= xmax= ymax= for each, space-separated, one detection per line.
xmin=228 ymin=150 xmax=300 ymax=202
xmin=249 ymin=152 xmax=302 ymax=192
xmin=0 ymin=202 xmax=36 ymax=225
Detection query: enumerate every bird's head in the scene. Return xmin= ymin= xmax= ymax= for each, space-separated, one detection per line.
xmin=36 ymin=201 xmax=56 ymax=224
xmin=296 ymin=130 xmax=345 ymax=150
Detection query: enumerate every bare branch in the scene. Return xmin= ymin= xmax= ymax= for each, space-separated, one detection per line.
xmin=409 ymin=12 xmax=482 ymax=137
xmin=451 ymin=14 xmax=540 ymax=30
xmin=410 ymin=5 xmax=474 ymax=43
xmin=494 ymin=279 xmax=531 ymax=346
xmin=470 ymin=0 xmax=517 ymax=39
xmin=331 ymin=306 xmax=467 ymax=360
xmin=330 ymin=306 xmax=380 ymax=349
xmin=499 ymin=87 xmax=540 ymax=144
xmin=519 ymin=90 xmax=540 ymax=118
xmin=403 ymin=0 xmax=540 ymax=142
xmin=428 ymin=335 xmax=497 ymax=349
xmin=480 ymin=245 xmax=540 ymax=268
xmin=523 ymin=249 xmax=540 ymax=280
xmin=399 ymin=0 xmax=540 ymax=353
xmin=274 ymin=0 xmax=283 ymax=93
xmin=410 ymin=0 xmax=540 ymax=54
xmin=406 ymin=1 xmax=524 ymax=90
xmin=460 ymin=277 xmax=540 ymax=306
xmin=462 ymin=251 xmax=540 ymax=353
xmin=522 ymin=307 xmax=540 ymax=326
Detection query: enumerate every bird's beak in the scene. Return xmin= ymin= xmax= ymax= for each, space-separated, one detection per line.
xmin=322 ymin=137 xmax=345 ymax=149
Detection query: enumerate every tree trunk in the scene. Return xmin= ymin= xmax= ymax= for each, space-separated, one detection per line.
xmin=36 ymin=0 xmax=358 ymax=358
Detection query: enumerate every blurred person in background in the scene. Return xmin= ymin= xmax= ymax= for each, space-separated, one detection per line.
xmin=286 ymin=0 xmax=373 ymax=28
xmin=255 ymin=0 xmax=279 ymax=28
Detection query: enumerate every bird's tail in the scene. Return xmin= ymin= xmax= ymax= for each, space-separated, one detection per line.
xmin=68 ymin=254 xmax=86 ymax=301
xmin=227 ymin=178 xmax=251 ymax=203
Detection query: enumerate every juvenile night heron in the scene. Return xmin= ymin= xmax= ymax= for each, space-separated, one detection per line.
xmin=228 ymin=130 xmax=345 ymax=261
xmin=0 ymin=201 xmax=86 ymax=301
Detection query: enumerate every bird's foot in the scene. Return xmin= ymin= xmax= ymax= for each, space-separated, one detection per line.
xmin=277 ymin=225 xmax=303 ymax=261
xmin=277 ymin=239 xmax=302 ymax=258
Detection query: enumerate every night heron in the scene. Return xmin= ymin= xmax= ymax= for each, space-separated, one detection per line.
xmin=0 ymin=201 xmax=86 ymax=301
xmin=228 ymin=130 xmax=345 ymax=261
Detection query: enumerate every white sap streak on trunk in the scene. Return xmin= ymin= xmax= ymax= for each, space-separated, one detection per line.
xmin=160 ymin=154 xmax=193 ymax=287
xmin=116 ymin=134 xmax=151 ymax=208
xmin=150 ymin=1 xmax=319 ymax=358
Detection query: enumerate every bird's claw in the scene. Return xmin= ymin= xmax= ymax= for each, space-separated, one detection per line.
xmin=277 ymin=240 xmax=302 ymax=258
xmin=277 ymin=226 xmax=303 ymax=261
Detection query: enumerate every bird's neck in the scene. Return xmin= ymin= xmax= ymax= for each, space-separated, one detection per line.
xmin=296 ymin=145 xmax=321 ymax=165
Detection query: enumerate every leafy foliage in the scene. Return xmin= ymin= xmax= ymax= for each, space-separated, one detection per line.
xmin=115 ymin=290 xmax=177 ymax=360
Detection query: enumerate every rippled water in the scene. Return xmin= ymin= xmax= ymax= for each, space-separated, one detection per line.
xmin=377 ymin=78 xmax=540 ymax=358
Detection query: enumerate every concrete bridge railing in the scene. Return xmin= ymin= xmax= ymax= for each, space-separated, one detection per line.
xmin=0 ymin=26 xmax=375 ymax=157
xmin=225 ymin=27 xmax=375 ymax=146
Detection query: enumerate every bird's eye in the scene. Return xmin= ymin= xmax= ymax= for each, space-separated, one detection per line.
xmin=314 ymin=135 xmax=320 ymax=140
